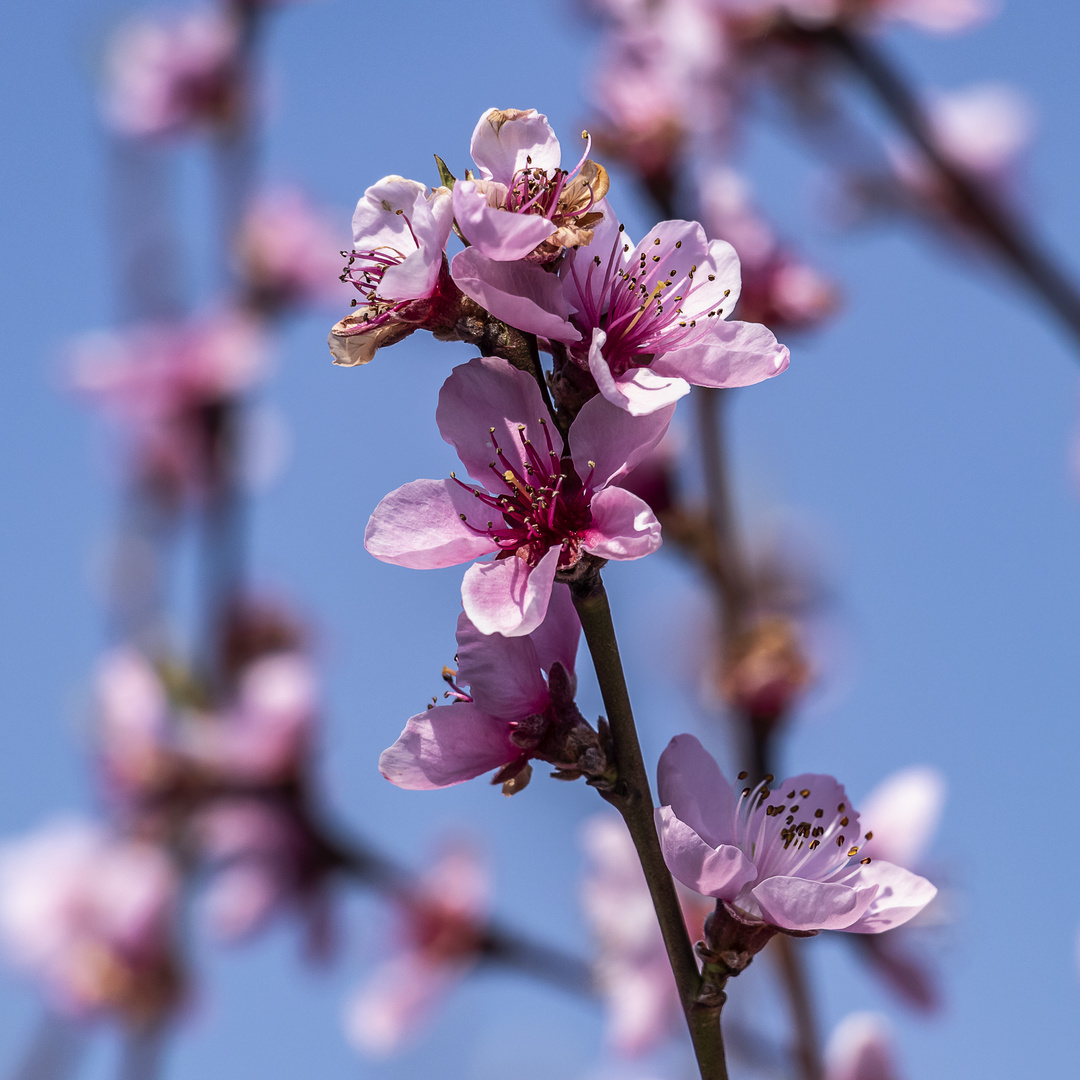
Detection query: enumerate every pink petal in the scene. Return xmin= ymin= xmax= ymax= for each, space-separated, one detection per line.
xmin=436 ymin=356 xmax=563 ymax=489
xmin=378 ymin=703 xmax=518 ymax=789
xmin=526 ymin=583 xmax=580 ymax=679
xmin=560 ymin=202 xmax=630 ymax=316
xmin=450 ymin=249 xmax=580 ymax=343
xmin=656 ymin=735 xmax=739 ymax=848
xmin=453 ymin=181 xmax=558 ymax=261
xmin=379 ymin=190 xmax=454 ymax=300
xmin=460 ymin=545 xmax=561 ymax=637
xmin=858 ymin=766 xmax=945 ymax=867
xmin=654 ymin=320 xmax=789 ymax=389
xmin=843 ymin=861 xmax=938 ymax=935
xmin=752 ymin=876 xmax=879 ymax=932
xmin=568 ymin=382 xmax=675 ymax=490
xmin=582 ymin=487 xmax=662 ymax=561
xmin=655 ymin=808 xmax=755 ymax=900
xmin=365 ymin=478 xmax=497 ymax=569
xmin=824 ymin=1013 xmax=900 ymax=1080
xmin=469 ymin=107 xmax=561 ymax=182
xmin=588 ymin=332 xmax=691 ymax=416
xmin=453 ymin=611 xmax=548 ymax=719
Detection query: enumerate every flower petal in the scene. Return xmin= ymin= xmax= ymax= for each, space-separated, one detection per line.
xmin=582 ymin=487 xmax=662 ymax=561
xmin=655 ymin=808 xmax=755 ymax=900
xmin=453 ymin=611 xmax=548 ymax=719
xmin=752 ymin=875 xmax=879 ymax=932
xmin=453 ymin=181 xmax=558 ymax=262
xmin=450 ymin=249 xmax=580 ymax=343
xmin=470 ymin=107 xmax=561 ymax=182
xmin=568 ymin=379 xmax=675 ymax=489
xmin=379 ymin=190 xmax=454 ymax=300
xmin=436 ymin=356 xmax=563 ymax=489
xmin=526 ymin=583 xmax=580 ymax=679
xmin=365 ymin=478 xmax=497 ymax=569
xmin=378 ymin=703 xmax=518 ymax=789
xmin=654 ymin=320 xmax=789 ymax=389
xmin=843 ymin=861 xmax=938 ymax=935
xmin=656 ymin=735 xmax=739 ymax=848
xmin=588 ymin=332 xmax=691 ymax=416
xmin=460 ymin=545 xmax=561 ymax=637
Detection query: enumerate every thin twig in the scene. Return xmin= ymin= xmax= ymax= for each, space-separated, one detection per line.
xmin=571 ymin=574 xmax=728 ymax=1080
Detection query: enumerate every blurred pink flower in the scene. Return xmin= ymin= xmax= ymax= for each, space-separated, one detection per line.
xmin=236 ymin=187 xmax=350 ymax=313
xmin=344 ymin=844 xmax=488 ymax=1056
xmin=452 ymin=207 xmax=789 ymax=416
xmin=0 ymin=820 xmax=179 ymax=1022
xmin=824 ymin=1012 xmax=903 ymax=1080
xmin=655 ymin=735 xmax=937 ymax=933
xmin=711 ymin=0 xmax=993 ymax=34
xmin=581 ymin=813 xmax=710 ymax=1055
xmin=102 ymin=9 xmax=240 ymax=139
xmin=69 ymin=310 xmax=267 ymax=497
xmin=379 ymin=586 xmax=582 ymax=791
xmin=365 ymin=356 xmax=671 ymax=636
xmin=451 ymin=109 xmax=609 ymax=264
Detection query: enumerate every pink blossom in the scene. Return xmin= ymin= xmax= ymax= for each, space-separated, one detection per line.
xmin=379 ymin=586 xmax=581 ymax=790
xmin=0 ymin=820 xmax=178 ymax=1021
xmin=365 ymin=356 xmax=672 ymax=636
xmin=330 ymin=176 xmax=455 ymax=366
xmin=102 ymin=9 xmax=240 ymax=138
xmin=236 ymin=187 xmax=351 ymax=313
xmin=452 ymin=207 xmax=789 ymax=416
xmin=451 ymin=109 xmax=609 ymax=264
xmin=69 ymin=310 xmax=267 ymax=496
xmin=344 ymin=844 xmax=488 ymax=1056
xmin=581 ymin=814 xmax=710 ymax=1055
xmin=824 ymin=1013 xmax=903 ymax=1080
xmin=655 ymin=735 xmax=936 ymax=933
xmin=710 ymin=0 xmax=993 ymax=34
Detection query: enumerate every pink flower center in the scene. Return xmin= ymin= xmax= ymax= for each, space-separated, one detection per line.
xmin=732 ymin=774 xmax=874 ymax=885
xmin=340 ymin=208 xmax=420 ymax=301
xmin=451 ymin=419 xmax=593 ymax=569
xmin=569 ymin=227 xmax=732 ymax=376
xmin=503 ymin=134 xmax=596 ymax=222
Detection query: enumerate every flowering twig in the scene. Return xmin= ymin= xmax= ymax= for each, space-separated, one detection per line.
xmin=569 ymin=569 xmax=728 ymax=1080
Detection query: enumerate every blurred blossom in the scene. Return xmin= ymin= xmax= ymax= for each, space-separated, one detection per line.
xmin=699 ymin=167 xmax=838 ymax=333
xmin=345 ymin=844 xmax=488 ymax=1056
xmin=712 ymin=0 xmax=993 ymax=35
xmin=197 ymin=801 xmax=330 ymax=951
xmin=581 ymin=813 xmax=709 ymax=1055
xmin=102 ymin=9 xmax=240 ymax=139
xmin=0 ymin=820 xmax=180 ymax=1024
xmin=721 ymin=615 xmax=812 ymax=724
xmin=236 ymin=187 xmax=350 ymax=314
xmin=69 ymin=310 xmax=268 ymax=498
xmin=824 ymin=1012 xmax=902 ymax=1080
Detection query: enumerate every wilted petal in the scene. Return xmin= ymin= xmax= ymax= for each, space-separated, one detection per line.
xmin=656 ymin=734 xmax=739 ymax=848
xmin=752 ymin=876 xmax=878 ymax=932
xmin=843 ymin=861 xmax=938 ymax=934
xmin=655 ymin=808 xmax=755 ymax=900
xmin=328 ymin=314 xmax=416 ymax=367
xmin=582 ymin=487 xmax=662 ymax=560
xmin=365 ymin=478 xmax=497 ymax=569
xmin=450 ymin=249 xmax=580 ymax=343
xmin=460 ymin=545 xmax=561 ymax=637
xmin=378 ymin=703 xmax=518 ymax=789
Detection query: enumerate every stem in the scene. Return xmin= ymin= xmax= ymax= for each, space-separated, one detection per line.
xmin=808 ymin=24 xmax=1080 ymax=354
xmin=570 ymin=575 xmax=728 ymax=1080
xmin=522 ymin=332 xmax=564 ymax=437
xmin=771 ymin=934 xmax=823 ymax=1080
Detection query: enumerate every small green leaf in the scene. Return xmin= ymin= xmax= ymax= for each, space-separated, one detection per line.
xmin=434 ymin=154 xmax=456 ymax=190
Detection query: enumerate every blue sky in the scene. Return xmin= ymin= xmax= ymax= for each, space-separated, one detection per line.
xmin=2 ymin=1 xmax=1080 ymax=1078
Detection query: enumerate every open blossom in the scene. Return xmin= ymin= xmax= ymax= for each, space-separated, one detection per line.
xmin=825 ymin=1013 xmax=903 ymax=1080
xmin=452 ymin=109 xmax=609 ymax=264
xmin=453 ymin=207 xmax=788 ymax=416
xmin=365 ymin=356 xmax=672 ymax=636
xmin=581 ymin=814 xmax=710 ymax=1055
xmin=655 ymin=735 xmax=936 ymax=933
xmin=330 ymin=176 xmax=455 ymax=367
xmin=380 ymin=586 xmax=594 ymax=792
xmin=0 ymin=820 xmax=179 ymax=1022
xmin=237 ymin=187 xmax=350 ymax=313
xmin=102 ymin=9 xmax=239 ymax=138
xmin=345 ymin=845 xmax=488 ymax=1056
